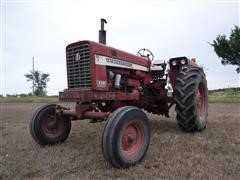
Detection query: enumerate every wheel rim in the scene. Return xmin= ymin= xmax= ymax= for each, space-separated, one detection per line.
xmin=120 ymin=121 xmax=144 ymax=158
xmin=197 ymin=82 xmax=207 ymax=119
xmin=42 ymin=108 xmax=64 ymax=139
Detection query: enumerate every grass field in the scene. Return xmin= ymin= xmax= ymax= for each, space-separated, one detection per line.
xmin=1 ymin=91 xmax=240 ymax=103
xmin=1 ymin=103 xmax=240 ymax=179
xmin=0 ymin=96 xmax=58 ymax=103
xmin=208 ymin=89 xmax=240 ymax=103
xmin=209 ymin=94 xmax=240 ymax=103
xmin=1 ymin=90 xmax=239 ymax=179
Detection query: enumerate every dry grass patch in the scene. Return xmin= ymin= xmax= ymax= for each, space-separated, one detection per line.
xmin=0 ymin=103 xmax=240 ymax=179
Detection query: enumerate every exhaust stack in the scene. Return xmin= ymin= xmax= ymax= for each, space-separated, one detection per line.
xmin=99 ymin=18 xmax=107 ymax=45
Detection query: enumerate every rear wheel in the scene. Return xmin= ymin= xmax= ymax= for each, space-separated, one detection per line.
xmin=102 ymin=106 xmax=150 ymax=168
xmin=30 ymin=104 xmax=71 ymax=145
xmin=174 ymin=66 xmax=208 ymax=132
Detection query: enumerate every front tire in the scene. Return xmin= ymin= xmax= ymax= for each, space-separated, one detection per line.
xmin=102 ymin=106 xmax=150 ymax=168
xmin=30 ymin=104 xmax=71 ymax=145
xmin=174 ymin=66 xmax=208 ymax=132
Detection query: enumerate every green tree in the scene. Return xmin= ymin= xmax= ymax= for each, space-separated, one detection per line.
xmin=211 ymin=25 xmax=240 ymax=73
xmin=25 ymin=70 xmax=50 ymax=96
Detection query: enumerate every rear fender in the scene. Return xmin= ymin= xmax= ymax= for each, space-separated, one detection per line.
xmin=169 ymin=57 xmax=198 ymax=89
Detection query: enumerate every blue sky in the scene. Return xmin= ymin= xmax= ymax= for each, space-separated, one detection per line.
xmin=1 ymin=0 xmax=240 ymax=95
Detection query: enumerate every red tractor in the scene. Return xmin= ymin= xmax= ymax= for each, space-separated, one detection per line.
xmin=30 ymin=19 xmax=208 ymax=168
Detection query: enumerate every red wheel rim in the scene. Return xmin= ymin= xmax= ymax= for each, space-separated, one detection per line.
xmin=197 ymin=82 xmax=207 ymax=119
xmin=120 ymin=121 xmax=144 ymax=157
xmin=42 ymin=109 xmax=64 ymax=138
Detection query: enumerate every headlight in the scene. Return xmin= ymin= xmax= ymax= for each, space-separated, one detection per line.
xmin=180 ymin=59 xmax=186 ymax=65
xmin=171 ymin=60 xmax=177 ymax=66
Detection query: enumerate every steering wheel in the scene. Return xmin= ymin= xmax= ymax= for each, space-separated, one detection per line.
xmin=137 ymin=48 xmax=154 ymax=61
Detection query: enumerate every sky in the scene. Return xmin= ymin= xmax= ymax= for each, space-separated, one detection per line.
xmin=1 ymin=0 xmax=240 ymax=95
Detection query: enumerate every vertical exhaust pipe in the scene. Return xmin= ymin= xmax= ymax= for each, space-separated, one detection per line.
xmin=99 ymin=18 xmax=107 ymax=45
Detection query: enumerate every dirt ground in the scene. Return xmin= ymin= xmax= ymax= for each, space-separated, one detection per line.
xmin=0 ymin=103 xmax=240 ymax=179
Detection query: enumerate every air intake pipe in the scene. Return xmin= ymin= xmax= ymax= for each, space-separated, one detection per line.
xmin=99 ymin=18 xmax=107 ymax=44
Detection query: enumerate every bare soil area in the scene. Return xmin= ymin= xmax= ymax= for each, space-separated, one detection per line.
xmin=0 ymin=103 xmax=240 ymax=179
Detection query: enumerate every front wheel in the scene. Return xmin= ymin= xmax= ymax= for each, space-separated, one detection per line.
xmin=102 ymin=106 xmax=150 ymax=168
xmin=174 ymin=66 xmax=208 ymax=132
xmin=29 ymin=104 xmax=71 ymax=145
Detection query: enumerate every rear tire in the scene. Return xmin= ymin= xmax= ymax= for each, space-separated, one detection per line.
xmin=102 ymin=106 xmax=150 ymax=168
xmin=174 ymin=66 xmax=208 ymax=132
xmin=30 ymin=104 xmax=71 ymax=145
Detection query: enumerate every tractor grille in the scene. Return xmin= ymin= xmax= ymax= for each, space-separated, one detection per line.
xmin=66 ymin=43 xmax=91 ymax=89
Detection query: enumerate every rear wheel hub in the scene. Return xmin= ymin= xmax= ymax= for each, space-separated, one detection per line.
xmin=197 ymin=82 xmax=207 ymax=119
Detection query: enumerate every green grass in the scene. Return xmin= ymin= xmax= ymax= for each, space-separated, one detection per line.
xmin=208 ymin=94 xmax=240 ymax=103
xmin=208 ymin=89 xmax=240 ymax=103
xmin=0 ymin=96 xmax=58 ymax=103
xmin=1 ymin=91 xmax=239 ymax=103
